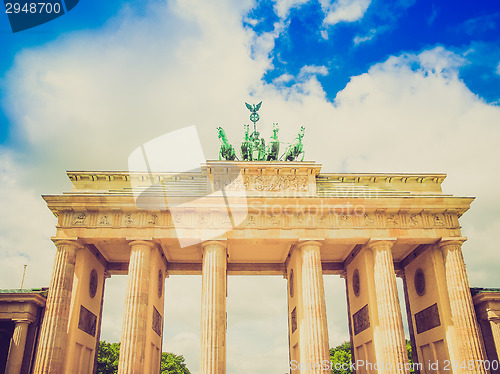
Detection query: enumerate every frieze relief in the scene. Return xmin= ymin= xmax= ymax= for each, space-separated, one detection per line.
xmin=73 ymin=212 xmax=87 ymax=226
xmin=213 ymin=175 xmax=310 ymax=193
xmin=61 ymin=210 xmax=460 ymax=231
xmin=98 ymin=214 xmax=111 ymax=226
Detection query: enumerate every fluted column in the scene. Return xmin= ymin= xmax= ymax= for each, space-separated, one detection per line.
xmin=33 ymin=240 xmax=79 ymax=374
xmin=118 ymin=240 xmax=154 ymax=374
xmin=5 ymin=320 xmax=30 ymax=374
xmin=298 ymin=241 xmax=329 ymax=372
xmin=490 ymin=318 xmax=500 ymax=359
xmin=440 ymin=239 xmax=488 ymax=373
xmin=200 ymin=241 xmax=227 ymax=374
xmin=368 ymin=240 xmax=409 ymax=374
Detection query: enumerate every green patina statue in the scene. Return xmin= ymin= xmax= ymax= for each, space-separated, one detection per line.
xmin=217 ymin=102 xmax=305 ymax=162
xmin=266 ymin=123 xmax=280 ymax=161
xmin=217 ymin=127 xmax=236 ymax=161
xmin=241 ymin=124 xmax=252 ymax=161
xmin=245 ymin=101 xmax=262 ymax=127
xmin=282 ymin=126 xmax=305 ymax=161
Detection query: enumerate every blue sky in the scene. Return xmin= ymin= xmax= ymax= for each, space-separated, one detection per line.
xmin=1 ymin=1 xmax=500 ymax=373
xmin=1 ymin=0 xmax=499 ymax=143
xmin=261 ymin=0 xmax=500 ymax=102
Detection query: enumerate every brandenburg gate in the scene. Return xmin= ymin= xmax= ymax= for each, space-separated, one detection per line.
xmin=31 ymin=161 xmax=490 ymax=373
xmin=29 ymin=104 xmax=492 ymax=374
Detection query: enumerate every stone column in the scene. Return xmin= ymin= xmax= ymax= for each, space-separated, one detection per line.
xmin=440 ymin=239 xmax=489 ymax=373
xmin=368 ymin=240 xmax=409 ymax=374
xmin=5 ymin=319 xmax=30 ymax=374
xmin=298 ymin=241 xmax=329 ymax=371
xmin=33 ymin=239 xmax=80 ymax=374
xmin=200 ymin=241 xmax=227 ymax=374
xmin=118 ymin=240 xmax=154 ymax=374
xmin=490 ymin=318 xmax=500 ymax=359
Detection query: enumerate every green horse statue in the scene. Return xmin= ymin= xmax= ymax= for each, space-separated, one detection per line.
xmin=217 ymin=127 xmax=236 ymax=161
xmin=282 ymin=126 xmax=305 ymax=161
xmin=240 ymin=124 xmax=252 ymax=161
xmin=249 ymin=130 xmax=266 ymax=161
xmin=266 ymin=123 xmax=280 ymax=161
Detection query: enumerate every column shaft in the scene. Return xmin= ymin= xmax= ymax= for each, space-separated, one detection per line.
xmin=33 ymin=240 xmax=79 ymax=374
xmin=370 ymin=240 xmax=409 ymax=374
xmin=200 ymin=241 xmax=227 ymax=374
xmin=441 ymin=240 xmax=488 ymax=373
xmin=5 ymin=320 xmax=30 ymax=374
xmin=298 ymin=241 xmax=329 ymax=372
xmin=490 ymin=320 xmax=500 ymax=360
xmin=118 ymin=241 xmax=153 ymax=374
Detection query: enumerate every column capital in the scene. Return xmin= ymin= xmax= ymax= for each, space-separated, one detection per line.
xmin=51 ymin=238 xmax=83 ymax=250
xmin=128 ymin=240 xmax=156 ymax=248
xmin=365 ymin=238 xmax=397 ymax=251
xmin=438 ymin=237 xmax=467 ymax=248
xmin=296 ymin=239 xmax=324 ymax=249
xmin=201 ymin=240 xmax=227 ymax=250
xmin=395 ymin=269 xmax=405 ymax=278
xmin=12 ymin=319 xmax=31 ymax=324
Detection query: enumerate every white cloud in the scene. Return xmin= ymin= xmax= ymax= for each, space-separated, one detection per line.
xmin=354 ymin=28 xmax=377 ymax=45
xmin=273 ymin=0 xmax=311 ymax=19
xmin=299 ymin=64 xmax=329 ymax=77
xmin=0 ymin=150 xmax=57 ymax=289
xmin=496 ymin=61 xmax=500 ymax=75
xmin=321 ymin=0 xmax=371 ymax=26
xmin=273 ymin=73 xmax=294 ymax=84
xmin=368 ymin=46 xmax=466 ymax=80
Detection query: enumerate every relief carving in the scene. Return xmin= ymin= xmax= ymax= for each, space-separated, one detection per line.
xmin=245 ymin=214 xmax=257 ymax=226
xmin=74 ymin=213 xmax=87 ymax=225
xmin=124 ymin=213 xmax=135 ymax=225
xmin=364 ymin=214 xmax=376 ymax=226
xmin=339 ymin=214 xmax=350 ymax=226
xmin=99 ymin=215 xmax=110 ymax=226
xmin=89 ymin=269 xmax=98 ymax=299
xmin=268 ymin=214 xmax=280 ymax=226
xmin=78 ymin=306 xmax=97 ymax=337
xmin=215 ymin=175 xmax=309 ymax=193
xmin=317 ymin=214 xmax=329 ymax=226
xmin=221 ymin=215 xmax=231 ymax=225
xmin=294 ymin=211 xmax=306 ymax=225
xmin=152 ymin=306 xmax=162 ymax=337
xmin=415 ymin=303 xmax=441 ymax=334
xmin=291 ymin=307 xmax=297 ymax=333
xmin=67 ymin=209 xmax=457 ymax=232
xmin=409 ymin=214 xmax=421 ymax=227
xmin=173 ymin=213 xmax=183 ymax=225
xmin=414 ymin=268 xmax=426 ymax=296
xmin=433 ymin=214 xmax=445 ymax=226
xmin=353 ymin=269 xmax=360 ymax=297
xmin=353 ymin=304 xmax=370 ymax=335
xmin=148 ymin=214 xmax=158 ymax=225
xmin=387 ymin=214 xmax=398 ymax=226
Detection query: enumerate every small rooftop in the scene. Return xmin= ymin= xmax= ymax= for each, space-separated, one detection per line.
xmin=0 ymin=287 xmax=48 ymax=298
xmin=471 ymin=287 xmax=500 ymax=297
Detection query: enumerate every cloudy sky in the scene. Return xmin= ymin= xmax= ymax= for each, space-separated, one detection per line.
xmin=1 ymin=0 xmax=500 ymax=372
